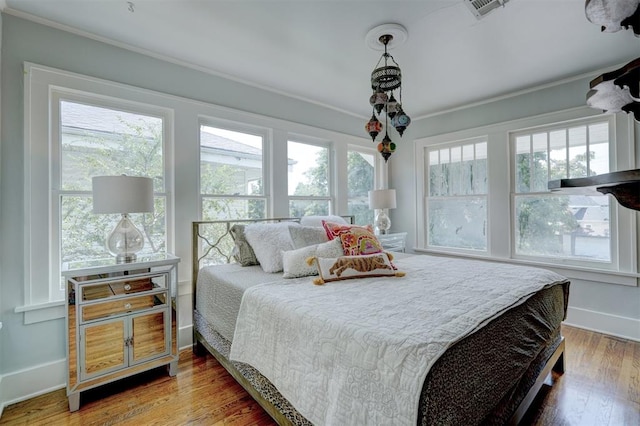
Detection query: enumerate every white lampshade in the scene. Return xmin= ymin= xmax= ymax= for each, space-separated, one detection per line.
xmin=92 ymin=176 xmax=154 ymax=214
xmin=368 ymin=189 xmax=397 ymax=210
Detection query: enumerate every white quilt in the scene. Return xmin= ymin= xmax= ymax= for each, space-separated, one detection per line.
xmin=229 ymin=255 xmax=568 ymax=425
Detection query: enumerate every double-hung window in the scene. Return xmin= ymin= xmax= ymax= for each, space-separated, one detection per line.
xmin=199 ymin=123 xmax=267 ymax=220
xmin=58 ymin=99 xmax=168 ymax=272
xmin=425 ymin=139 xmax=488 ymax=251
xmin=24 ymin=63 xmax=173 ymax=308
xmin=347 ymin=147 xmax=376 ymax=225
xmin=287 ymin=139 xmax=332 ymax=217
xmin=512 ymin=117 xmax=611 ymax=263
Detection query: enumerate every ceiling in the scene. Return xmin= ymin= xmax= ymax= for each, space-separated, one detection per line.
xmin=3 ymin=0 xmax=640 ymax=120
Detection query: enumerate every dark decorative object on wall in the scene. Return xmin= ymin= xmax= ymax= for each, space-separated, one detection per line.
xmin=587 ymin=57 xmax=640 ymax=120
xmin=549 ymin=169 xmax=640 ymax=211
xmin=585 ymin=0 xmax=640 ymax=35
xmin=585 ymin=0 xmax=640 ymax=121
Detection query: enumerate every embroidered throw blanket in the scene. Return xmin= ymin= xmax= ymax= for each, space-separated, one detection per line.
xmin=229 ymin=255 xmax=568 ymax=425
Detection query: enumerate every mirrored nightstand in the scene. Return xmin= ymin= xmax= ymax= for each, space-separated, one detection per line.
xmin=377 ymin=232 xmax=407 ymax=252
xmin=63 ymin=254 xmax=180 ymax=411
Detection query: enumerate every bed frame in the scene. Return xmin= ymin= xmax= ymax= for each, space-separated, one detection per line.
xmin=191 ymin=218 xmax=566 ymax=425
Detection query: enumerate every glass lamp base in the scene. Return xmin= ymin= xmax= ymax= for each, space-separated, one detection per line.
xmin=375 ymin=211 xmax=391 ymax=235
xmin=106 ymin=214 xmax=145 ymax=263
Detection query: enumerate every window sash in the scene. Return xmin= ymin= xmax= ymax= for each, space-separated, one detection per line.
xmin=199 ymin=122 xmax=267 ymax=200
xmin=347 ymin=148 xmax=376 ymax=226
xmin=425 ymin=139 xmax=488 ymax=253
xmin=510 ymin=116 xmax=613 ymax=266
xmin=287 ymin=140 xmax=333 ymax=217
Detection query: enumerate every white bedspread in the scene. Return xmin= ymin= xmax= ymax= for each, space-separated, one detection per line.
xmin=229 ymin=255 xmax=568 ymax=425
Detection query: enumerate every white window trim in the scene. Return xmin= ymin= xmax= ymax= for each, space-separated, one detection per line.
xmin=22 ymin=63 xmax=175 ymax=318
xmin=415 ymin=106 xmax=638 ymax=286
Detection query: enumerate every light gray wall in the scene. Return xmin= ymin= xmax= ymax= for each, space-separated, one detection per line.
xmin=390 ymin=75 xmax=640 ymax=326
xmin=0 ymin=11 xmax=4 ymax=408
xmin=0 ymin=13 xmax=363 ymax=375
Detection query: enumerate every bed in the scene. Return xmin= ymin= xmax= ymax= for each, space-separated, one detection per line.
xmin=191 ymin=217 xmax=570 ymax=425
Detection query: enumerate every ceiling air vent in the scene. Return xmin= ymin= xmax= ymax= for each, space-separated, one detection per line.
xmin=465 ymin=0 xmax=510 ymax=19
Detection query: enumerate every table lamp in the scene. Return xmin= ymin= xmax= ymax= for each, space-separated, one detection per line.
xmin=92 ymin=175 xmax=154 ymax=263
xmin=368 ymin=189 xmax=396 ymax=235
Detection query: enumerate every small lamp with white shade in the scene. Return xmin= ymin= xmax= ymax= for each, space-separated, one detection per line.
xmin=92 ymin=175 xmax=154 ymax=263
xmin=368 ymin=188 xmax=396 ymax=235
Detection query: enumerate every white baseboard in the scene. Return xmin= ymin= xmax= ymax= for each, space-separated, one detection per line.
xmin=565 ymin=307 xmax=640 ymax=342
xmin=179 ymin=324 xmax=193 ymax=351
xmin=0 ymin=358 xmax=66 ymax=414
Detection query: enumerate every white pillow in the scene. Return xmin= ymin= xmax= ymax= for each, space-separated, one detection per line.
xmin=299 ymin=215 xmax=348 ymax=228
xmin=244 ymin=222 xmax=296 ymax=273
xmin=282 ymin=239 xmax=344 ymax=278
xmin=289 ymin=225 xmax=329 ymax=249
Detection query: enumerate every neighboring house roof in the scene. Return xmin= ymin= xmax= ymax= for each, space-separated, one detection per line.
xmin=569 ymin=195 xmax=603 ymax=208
xmin=61 ymin=100 xmax=296 ymax=163
xmin=579 ymin=206 xmax=609 ymax=222
xmin=61 ymin=100 xmax=160 ymax=139
xmin=200 ymin=131 xmax=262 ymax=159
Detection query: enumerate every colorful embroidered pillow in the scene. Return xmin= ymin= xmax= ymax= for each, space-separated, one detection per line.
xmin=307 ymin=252 xmax=405 ymax=285
xmin=321 ymin=221 xmax=383 ymax=256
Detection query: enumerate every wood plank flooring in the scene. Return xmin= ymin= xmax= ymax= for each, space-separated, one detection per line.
xmin=1 ymin=325 xmax=638 ymax=425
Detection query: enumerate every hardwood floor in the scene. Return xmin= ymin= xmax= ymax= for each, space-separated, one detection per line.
xmin=1 ymin=325 xmax=638 ymax=425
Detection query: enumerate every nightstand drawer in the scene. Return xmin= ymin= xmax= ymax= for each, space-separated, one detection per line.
xmin=81 ymin=293 xmax=166 ymax=322
xmin=80 ymin=275 xmax=164 ymax=302
xmin=110 ymin=278 xmax=155 ymax=295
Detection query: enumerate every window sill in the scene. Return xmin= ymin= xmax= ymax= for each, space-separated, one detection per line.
xmin=413 ymin=248 xmax=639 ymax=287
xmin=14 ymin=301 xmax=65 ymax=324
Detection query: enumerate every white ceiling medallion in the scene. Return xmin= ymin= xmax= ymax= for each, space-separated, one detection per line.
xmin=365 ymin=24 xmax=408 ymax=51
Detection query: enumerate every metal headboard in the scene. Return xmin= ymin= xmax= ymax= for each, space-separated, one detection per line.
xmin=191 ymin=216 xmax=355 ymax=295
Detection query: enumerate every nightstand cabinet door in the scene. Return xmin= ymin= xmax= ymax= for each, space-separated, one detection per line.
xmin=131 ymin=309 xmax=169 ymax=364
xmin=80 ymin=318 xmax=128 ymax=380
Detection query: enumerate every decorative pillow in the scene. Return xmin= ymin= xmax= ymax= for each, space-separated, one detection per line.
xmin=244 ymin=222 xmax=296 ymax=273
xmin=282 ymin=239 xmax=343 ymax=278
xmin=229 ymin=224 xmax=259 ymax=266
xmin=307 ymin=252 xmax=405 ymax=285
xmin=289 ymin=225 xmax=329 ymax=249
xmin=322 ymin=221 xmax=383 ymax=256
xmin=299 ymin=215 xmax=348 ymax=228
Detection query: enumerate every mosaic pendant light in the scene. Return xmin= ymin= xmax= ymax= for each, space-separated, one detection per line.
xmin=364 ymin=25 xmax=410 ymax=161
